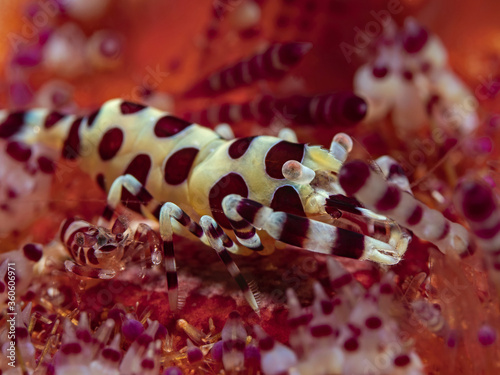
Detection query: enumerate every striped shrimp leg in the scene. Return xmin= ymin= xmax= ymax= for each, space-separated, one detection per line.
xmin=183 ymin=42 xmax=312 ymax=98
xmin=185 ymin=92 xmax=368 ymax=127
xmin=100 ymin=173 xmax=260 ymax=312
xmin=222 ymin=194 xmax=265 ymax=253
xmin=158 ymin=204 xmax=260 ymax=312
xmin=98 ymin=174 xmax=158 ymax=228
xmin=338 ymin=160 xmax=470 ymax=256
xmin=325 ymin=143 xmax=412 ymax=257
xmin=158 ymin=202 xmax=205 ymax=312
xmin=97 ymin=173 xmax=203 ymax=311
xmin=273 ymin=92 xmax=368 ymax=126
xmin=198 ymin=216 xmax=261 ymax=313
xmin=222 ymin=194 xmax=402 ymax=265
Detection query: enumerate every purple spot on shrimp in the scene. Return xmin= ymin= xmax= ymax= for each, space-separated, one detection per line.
xmin=228 ymin=136 xmax=257 ymax=159
xmin=23 ymin=243 xmax=43 ymax=262
xmin=44 ymin=111 xmax=64 ymax=129
xmin=86 ymin=108 xmax=100 ymax=127
xmin=6 ymin=141 xmax=32 ymax=162
xmin=154 ymin=116 xmax=191 ymax=137
xmin=0 ymin=111 xmax=25 ymax=138
xmin=123 ymin=154 xmax=151 ymax=187
xmin=120 ymin=101 xmax=146 ymax=114
xmin=270 ymin=185 xmax=306 ymax=217
xmin=62 ymin=118 xmax=82 ymax=159
xmin=164 ymin=148 xmax=199 ymax=185
xmin=265 ymin=141 xmax=304 ymax=179
xmin=98 ymin=127 xmax=124 ymax=161
xmin=37 ymin=156 xmax=56 ymax=174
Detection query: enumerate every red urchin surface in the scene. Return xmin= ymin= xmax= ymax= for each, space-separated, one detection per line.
xmin=2 ymin=1 xmax=500 ymax=374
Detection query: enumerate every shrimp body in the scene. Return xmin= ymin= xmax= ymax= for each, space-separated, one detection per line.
xmin=1 ymin=98 xmax=469 ymax=311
